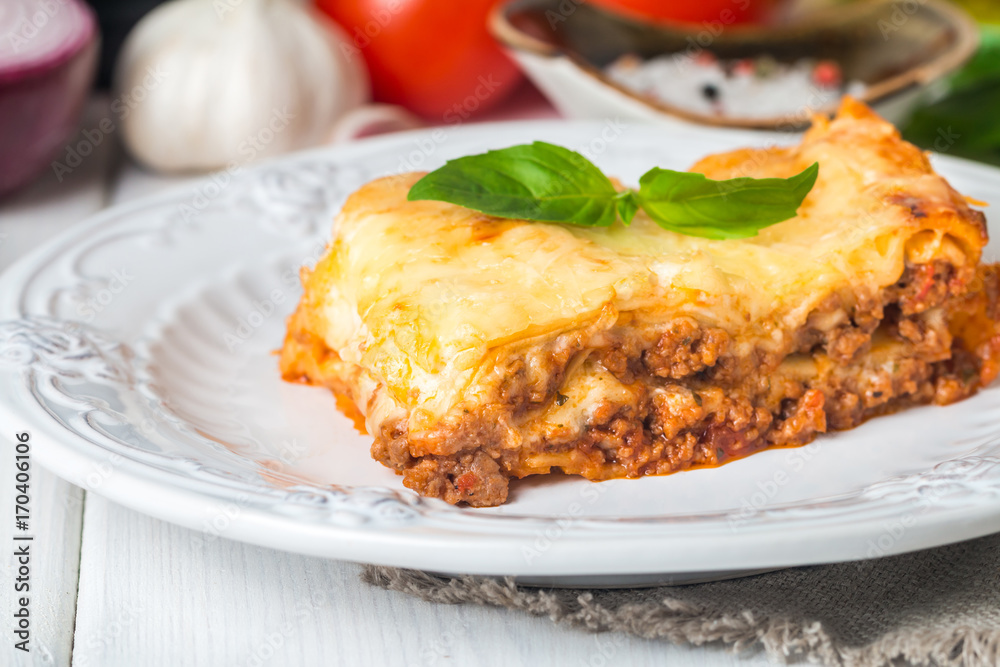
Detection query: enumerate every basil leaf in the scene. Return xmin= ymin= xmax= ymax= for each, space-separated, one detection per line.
xmin=407 ymin=141 xmax=620 ymax=227
xmin=615 ymin=190 xmax=640 ymax=226
xmin=407 ymin=141 xmax=819 ymax=239
xmin=635 ymin=163 xmax=819 ymax=240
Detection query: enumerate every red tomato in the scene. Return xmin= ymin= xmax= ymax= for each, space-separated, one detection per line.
xmin=316 ymin=0 xmax=522 ymax=120
xmin=589 ymin=0 xmax=781 ymax=25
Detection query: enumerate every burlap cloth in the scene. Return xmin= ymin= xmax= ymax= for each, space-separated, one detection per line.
xmin=363 ymin=532 xmax=1000 ymax=667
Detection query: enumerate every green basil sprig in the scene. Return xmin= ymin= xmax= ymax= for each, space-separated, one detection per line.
xmin=407 ymin=141 xmax=818 ymax=240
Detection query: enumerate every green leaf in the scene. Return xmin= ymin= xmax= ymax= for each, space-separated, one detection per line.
xmin=407 ymin=141 xmax=620 ymax=227
xmin=407 ymin=142 xmax=820 ymax=239
xmin=904 ymin=85 xmax=1000 ymax=166
xmin=902 ymin=25 xmax=1000 ymax=167
xmin=634 ymin=163 xmax=819 ymax=240
xmin=950 ymin=25 xmax=1000 ymax=93
xmin=615 ymin=190 xmax=640 ymax=226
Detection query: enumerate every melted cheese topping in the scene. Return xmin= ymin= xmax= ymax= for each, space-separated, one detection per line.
xmin=296 ymin=99 xmax=987 ymax=427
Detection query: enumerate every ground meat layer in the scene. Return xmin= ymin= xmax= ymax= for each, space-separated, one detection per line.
xmin=386 ymin=336 xmax=990 ymax=506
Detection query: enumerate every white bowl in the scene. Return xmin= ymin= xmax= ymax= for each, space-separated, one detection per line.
xmin=490 ymin=0 xmax=979 ymax=130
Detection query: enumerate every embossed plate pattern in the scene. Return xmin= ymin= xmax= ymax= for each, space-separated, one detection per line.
xmin=3 ymin=121 xmax=1000 ymax=583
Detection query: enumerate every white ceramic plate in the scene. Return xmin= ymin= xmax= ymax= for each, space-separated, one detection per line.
xmin=4 ymin=121 xmax=1000 ymax=586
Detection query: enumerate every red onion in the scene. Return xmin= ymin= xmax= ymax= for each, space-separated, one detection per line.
xmin=0 ymin=0 xmax=99 ymax=197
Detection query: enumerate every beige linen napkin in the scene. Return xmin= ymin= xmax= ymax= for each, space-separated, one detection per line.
xmin=363 ymin=533 xmax=1000 ymax=667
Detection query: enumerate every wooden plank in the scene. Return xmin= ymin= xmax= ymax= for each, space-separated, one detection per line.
xmin=0 ymin=461 xmax=85 ymax=667
xmin=71 ymin=496 xmax=775 ymax=667
xmin=0 ymin=97 xmax=117 ymax=667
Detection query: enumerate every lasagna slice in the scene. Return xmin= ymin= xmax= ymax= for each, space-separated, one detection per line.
xmin=281 ymin=99 xmax=1000 ymax=507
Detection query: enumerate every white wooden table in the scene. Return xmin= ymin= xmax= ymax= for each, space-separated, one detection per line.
xmin=0 ymin=96 xmax=782 ymax=667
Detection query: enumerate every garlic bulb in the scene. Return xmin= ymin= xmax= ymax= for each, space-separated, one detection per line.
xmin=113 ymin=0 xmax=369 ymax=173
